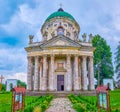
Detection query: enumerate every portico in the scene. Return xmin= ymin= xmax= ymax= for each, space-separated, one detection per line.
xmin=27 ymin=52 xmax=94 ymax=91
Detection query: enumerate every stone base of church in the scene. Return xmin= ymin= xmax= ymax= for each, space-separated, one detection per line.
xmin=26 ymin=90 xmax=96 ymax=97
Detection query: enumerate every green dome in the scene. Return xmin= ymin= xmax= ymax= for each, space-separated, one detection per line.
xmin=45 ymin=8 xmax=76 ymax=22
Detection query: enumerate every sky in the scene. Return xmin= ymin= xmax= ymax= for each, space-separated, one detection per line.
xmin=0 ymin=0 xmax=120 ymax=83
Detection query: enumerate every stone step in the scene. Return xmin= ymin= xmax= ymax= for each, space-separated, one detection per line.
xmin=26 ymin=90 xmax=96 ymax=97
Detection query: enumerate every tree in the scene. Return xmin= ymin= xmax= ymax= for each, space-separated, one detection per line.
xmin=92 ymin=35 xmax=114 ymax=84
xmin=114 ymin=41 xmax=120 ymax=81
xmin=2 ymin=84 xmax=6 ymax=91
xmin=0 ymin=84 xmax=6 ymax=91
xmin=17 ymin=80 xmax=26 ymax=88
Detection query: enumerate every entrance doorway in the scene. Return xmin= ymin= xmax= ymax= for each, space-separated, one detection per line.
xmin=57 ymin=75 xmax=64 ymax=91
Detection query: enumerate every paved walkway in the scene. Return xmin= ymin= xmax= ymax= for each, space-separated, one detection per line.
xmin=46 ymin=98 xmax=76 ymax=112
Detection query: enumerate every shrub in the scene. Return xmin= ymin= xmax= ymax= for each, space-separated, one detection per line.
xmin=73 ymin=103 xmax=86 ymax=112
xmin=34 ymin=106 xmax=42 ymax=112
xmin=68 ymin=94 xmax=97 ymax=112
xmin=24 ymin=95 xmax=54 ymax=112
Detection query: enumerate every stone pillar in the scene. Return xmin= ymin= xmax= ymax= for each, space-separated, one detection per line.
xmin=27 ymin=57 xmax=33 ymax=90
xmin=88 ymin=56 xmax=95 ymax=90
xmin=42 ymin=55 xmax=47 ymax=91
xmin=34 ymin=56 xmax=39 ymax=91
xmin=78 ymin=58 xmax=82 ymax=90
xmin=49 ymin=55 xmax=54 ymax=91
xmin=82 ymin=56 xmax=87 ymax=90
xmin=74 ymin=55 xmax=79 ymax=90
xmin=66 ymin=54 xmax=72 ymax=91
xmin=39 ymin=59 xmax=42 ymax=90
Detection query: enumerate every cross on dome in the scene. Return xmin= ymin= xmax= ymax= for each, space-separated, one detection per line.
xmin=59 ymin=3 xmax=62 ymax=8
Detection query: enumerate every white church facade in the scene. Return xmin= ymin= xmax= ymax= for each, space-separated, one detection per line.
xmin=25 ymin=8 xmax=95 ymax=92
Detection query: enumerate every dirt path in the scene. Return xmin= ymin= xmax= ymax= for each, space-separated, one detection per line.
xmin=46 ymin=98 xmax=76 ymax=112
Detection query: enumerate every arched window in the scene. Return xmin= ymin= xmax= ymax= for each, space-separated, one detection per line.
xmin=57 ymin=27 xmax=64 ymax=36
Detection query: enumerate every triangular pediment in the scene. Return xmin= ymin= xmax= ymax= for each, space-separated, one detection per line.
xmin=40 ymin=35 xmax=81 ymax=48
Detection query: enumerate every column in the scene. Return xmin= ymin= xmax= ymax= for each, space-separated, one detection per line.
xmin=78 ymin=58 xmax=82 ymax=90
xmin=42 ymin=55 xmax=47 ymax=91
xmin=49 ymin=55 xmax=54 ymax=91
xmin=88 ymin=56 xmax=95 ymax=90
xmin=82 ymin=56 xmax=87 ymax=90
xmin=74 ymin=55 xmax=79 ymax=90
xmin=27 ymin=57 xmax=33 ymax=90
xmin=39 ymin=59 xmax=42 ymax=90
xmin=66 ymin=54 xmax=72 ymax=91
xmin=34 ymin=56 xmax=39 ymax=91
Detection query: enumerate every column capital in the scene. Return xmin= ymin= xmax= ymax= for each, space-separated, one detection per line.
xmin=66 ymin=54 xmax=71 ymax=57
xmin=35 ymin=56 xmax=39 ymax=59
xmin=89 ymin=56 xmax=93 ymax=59
xmin=27 ymin=56 xmax=32 ymax=59
xmin=88 ymin=56 xmax=94 ymax=62
xmin=74 ymin=54 xmax=79 ymax=57
xmin=50 ymin=54 xmax=55 ymax=57
xmin=27 ymin=56 xmax=33 ymax=64
xmin=82 ymin=56 xmax=87 ymax=60
xmin=43 ymin=54 xmax=47 ymax=57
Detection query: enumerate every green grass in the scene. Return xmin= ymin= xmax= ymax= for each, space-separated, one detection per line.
xmin=71 ymin=89 xmax=120 ymax=112
xmin=110 ymin=89 xmax=120 ymax=111
xmin=0 ymin=92 xmax=38 ymax=112
xmin=0 ymin=92 xmax=12 ymax=112
xmin=25 ymin=95 xmax=38 ymax=105
xmin=80 ymin=90 xmax=120 ymax=112
xmin=0 ymin=90 xmax=120 ymax=112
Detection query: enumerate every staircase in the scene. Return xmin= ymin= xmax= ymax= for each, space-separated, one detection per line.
xmin=26 ymin=90 xmax=96 ymax=97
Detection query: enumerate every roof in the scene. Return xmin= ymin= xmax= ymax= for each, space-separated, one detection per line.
xmin=45 ymin=8 xmax=76 ymax=22
xmin=96 ymin=85 xmax=110 ymax=92
xmin=12 ymin=87 xmax=26 ymax=93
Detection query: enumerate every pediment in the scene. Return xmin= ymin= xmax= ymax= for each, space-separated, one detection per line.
xmin=52 ymin=40 xmax=70 ymax=46
xmin=40 ymin=36 xmax=81 ymax=48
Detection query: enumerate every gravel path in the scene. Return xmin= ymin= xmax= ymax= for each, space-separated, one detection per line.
xmin=46 ymin=98 xmax=76 ymax=112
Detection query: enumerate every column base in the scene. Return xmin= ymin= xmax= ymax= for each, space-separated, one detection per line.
xmin=66 ymin=88 xmax=72 ymax=91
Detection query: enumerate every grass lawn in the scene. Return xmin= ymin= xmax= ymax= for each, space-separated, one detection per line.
xmin=0 ymin=89 xmax=120 ymax=112
xmin=110 ymin=89 xmax=120 ymax=111
xmin=81 ymin=89 xmax=120 ymax=111
xmin=0 ymin=92 xmax=38 ymax=112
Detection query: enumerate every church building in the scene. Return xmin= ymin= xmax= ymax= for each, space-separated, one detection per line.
xmin=25 ymin=8 xmax=95 ymax=92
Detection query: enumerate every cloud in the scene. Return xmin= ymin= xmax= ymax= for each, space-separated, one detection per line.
xmin=4 ymin=72 xmax=27 ymax=84
xmin=0 ymin=45 xmax=27 ymax=81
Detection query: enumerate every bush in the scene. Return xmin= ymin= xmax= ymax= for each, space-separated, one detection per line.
xmin=68 ymin=94 xmax=97 ymax=112
xmin=24 ymin=95 xmax=54 ymax=112
xmin=73 ymin=103 xmax=86 ymax=112
xmin=34 ymin=106 xmax=42 ymax=112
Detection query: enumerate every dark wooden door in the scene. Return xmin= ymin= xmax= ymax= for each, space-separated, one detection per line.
xmin=57 ymin=75 xmax=64 ymax=91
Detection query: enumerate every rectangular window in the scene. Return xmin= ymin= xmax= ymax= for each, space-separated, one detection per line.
xmin=57 ymin=63 xmax=64 ymax=69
